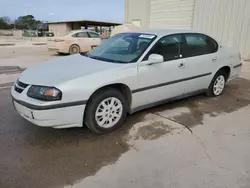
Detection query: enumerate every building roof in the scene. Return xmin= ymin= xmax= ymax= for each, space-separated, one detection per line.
xmin=48 ymin=19 xmax=122 ymax=26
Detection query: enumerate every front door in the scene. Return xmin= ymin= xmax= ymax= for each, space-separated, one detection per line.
xmin=136 ymin=34 xmax=187 ymax=107
xmin=88 ymin=32 xmax=102 ymax=49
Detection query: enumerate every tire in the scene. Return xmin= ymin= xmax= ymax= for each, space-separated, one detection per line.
xmin=69 ymin=44 xmax=80 ymax=55
xmin=206 ymin=70 xmax=227 ymax=97
xmin=84 ymin=88 xmax=128 ymax=134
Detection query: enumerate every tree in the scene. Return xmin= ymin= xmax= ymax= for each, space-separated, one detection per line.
xmin=3 ymin=16 xmax=12 ymax=25
xmin=0 ymin=15 xmax=45 ymax=31
xmin=15 ymin=15 xmax=41 ymax=30
xmin=0 ymin=17 xmax=12 ymax=29
xmin=37 ymin=22 xmax=48 ymax=31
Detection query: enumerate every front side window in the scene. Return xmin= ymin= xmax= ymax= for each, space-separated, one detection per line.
xmin=148 ymin=34 xmax=182 ymax=61
xmin=86 ymin=33 xmax=157 ymax=63
xmin=183 ymin=34 xmax=218 ymax=57
xmin=72 ymin=32 xmax=89 ymax=38
xmin=88 ymin=32 xmax=100 ymax=38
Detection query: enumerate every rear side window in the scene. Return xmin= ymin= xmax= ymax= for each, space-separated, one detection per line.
xmin=88 ymin=32 xmax=100 ymax=38
xmin=183 ymin=34 xmax=218 ymax=58
xmin=72 ymin=32 xmax=89 ymax=38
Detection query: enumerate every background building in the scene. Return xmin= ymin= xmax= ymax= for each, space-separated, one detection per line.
xmin=48 ymin=20 xmax=121 ymax=37
xmin=125 ymin=0 xmax=250 ymax=60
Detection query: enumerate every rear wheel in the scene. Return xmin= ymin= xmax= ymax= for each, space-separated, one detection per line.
xmin=84 ymin=89 xmax=128 ymax=133
xmin=206 ymin=70 xmax=227 ymax=97
xmin=69 ymin=45 xmax=80 ymax=55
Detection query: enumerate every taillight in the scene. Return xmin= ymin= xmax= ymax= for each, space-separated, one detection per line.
xmin=54 ymin=39 xmax=64 ymax=42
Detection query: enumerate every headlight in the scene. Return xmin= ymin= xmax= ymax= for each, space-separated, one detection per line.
xmin=27 ymin=86 xmax=62 ymax=101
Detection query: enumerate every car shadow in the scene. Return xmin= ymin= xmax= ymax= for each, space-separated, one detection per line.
xmin=147 ymin=77 xmax=250 ymax=128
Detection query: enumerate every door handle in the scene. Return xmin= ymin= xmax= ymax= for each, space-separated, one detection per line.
xmin=178 ymin=63 xmax=185 ymax=68
xmin=212 ymin=57 xmax=217 ymax=62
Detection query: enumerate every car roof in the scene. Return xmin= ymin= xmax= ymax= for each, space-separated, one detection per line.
xmin=126 ymin=29 xmax=197 ymax=37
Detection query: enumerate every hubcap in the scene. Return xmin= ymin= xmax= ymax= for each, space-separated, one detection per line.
xmin=95 ymin=97 xmax=123 ymax=128
xmin=213 ymin=75 xmax=225 ymax=96
xmin=72 ymin=47 xmax=78 ymax=54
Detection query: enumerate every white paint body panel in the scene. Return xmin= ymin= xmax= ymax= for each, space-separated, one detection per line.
xmin=136 ymin=58 xmax=186 ymax=107
xmin=11 ymin=30 xmax=242 ymax=129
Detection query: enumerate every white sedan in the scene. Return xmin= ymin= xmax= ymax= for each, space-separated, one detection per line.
xmin=47 ymin=30 xmax=101 ymax=55
xmin=11 ymin=30 xmax=242 ymax=133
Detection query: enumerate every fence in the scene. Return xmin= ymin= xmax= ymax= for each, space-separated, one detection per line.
xmin=0 ymin=29 xmax=50 ymax=38
xmin=0 ymin=29 xmax=13 ymax=36
xmin=0 ymin=30 xmax=23 ymax=38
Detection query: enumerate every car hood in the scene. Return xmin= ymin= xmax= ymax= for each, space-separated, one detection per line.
xmin=19 ymin=54 xmax=124 ymax=86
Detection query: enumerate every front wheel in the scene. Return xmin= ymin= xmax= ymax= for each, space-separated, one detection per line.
xmin=206 ymin=70 xmax=227 ymax=97
xmin=84 ymin=89 xmax=128 ymax=133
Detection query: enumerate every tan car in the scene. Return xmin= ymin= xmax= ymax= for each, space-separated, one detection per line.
xmin=47 ymin=30 xmax=101 ymax=55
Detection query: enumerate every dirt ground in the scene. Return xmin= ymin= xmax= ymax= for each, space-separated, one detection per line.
xmin=0 ymin=46 xmax=59 ymax=84
xmin=0 ymin=46 xmax=250 ymax=188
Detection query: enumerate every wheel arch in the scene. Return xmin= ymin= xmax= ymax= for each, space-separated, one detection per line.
xmin=216 ymin=66 xmax=231 ymax=81
xmin=86 ymin=83 xmax=133 ymax=110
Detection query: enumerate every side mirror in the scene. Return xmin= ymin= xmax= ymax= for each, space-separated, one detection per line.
xmin=146 ymin=54 xmax=164 ymax=65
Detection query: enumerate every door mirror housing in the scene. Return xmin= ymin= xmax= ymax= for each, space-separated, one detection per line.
xmin=145 ymin=54 xmax=164 ymax=65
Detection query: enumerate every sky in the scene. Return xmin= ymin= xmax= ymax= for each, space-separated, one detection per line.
xmin=0 ymin=0 xmax=124 ymax=23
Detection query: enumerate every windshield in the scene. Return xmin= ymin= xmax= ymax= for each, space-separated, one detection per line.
xmin=86 ymin=33 xmax=157 ymax=63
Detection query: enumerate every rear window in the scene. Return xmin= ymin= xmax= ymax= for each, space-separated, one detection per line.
xmin=64 ymin=31 xmax=76 ymax=36
xmin=183 ymin=33 xmax=218 ymax=57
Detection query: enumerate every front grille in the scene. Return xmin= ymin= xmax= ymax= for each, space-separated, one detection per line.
xmin=14 ymin=86 xmax=23 ymax=93
xmin=18 ymin=81 xmax=28 ymax=88
xmin=15 ymin=80 xmax=29 ymax=93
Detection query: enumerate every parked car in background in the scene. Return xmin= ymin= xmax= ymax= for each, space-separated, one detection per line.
xmin=12 ymin=30 xmax=242 ymax=133
xmin=47 ymin=30 xmax=101 ymax=55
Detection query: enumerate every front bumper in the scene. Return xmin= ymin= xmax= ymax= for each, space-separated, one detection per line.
xmin=11 ymin=86 xmax=86 ymax=129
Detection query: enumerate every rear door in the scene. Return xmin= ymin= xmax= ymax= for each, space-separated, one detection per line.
xmin=181 ymin=33 xmax=219 ymax=93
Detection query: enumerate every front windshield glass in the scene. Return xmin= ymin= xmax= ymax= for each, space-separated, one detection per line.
xmin=86 ymin=33 xmax=157 ymax=63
